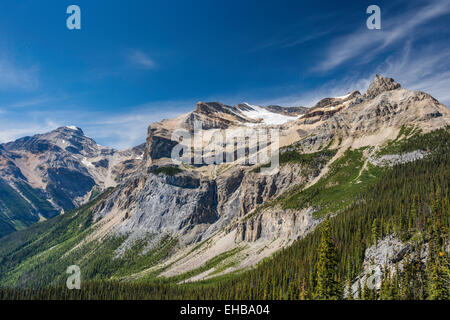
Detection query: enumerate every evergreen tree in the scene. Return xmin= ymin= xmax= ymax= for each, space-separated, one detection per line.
xmin=428 ymin=262 xmax=449 ymax=300
xmin=371 ymin=218 xmax=379 ymax=246
xmin=315 ymin=218 xmax=340 ymax=299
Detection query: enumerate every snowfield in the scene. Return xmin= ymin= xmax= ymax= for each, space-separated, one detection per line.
xmin=334 ymin=93 xmax=351 ymax=100
xmin=240 ymin=103 xmax=299 ymax=125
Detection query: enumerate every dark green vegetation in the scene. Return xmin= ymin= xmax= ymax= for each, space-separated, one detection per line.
xmin=0 ymin=180 xmax=36 ymax=235
xmin=252 ymin=147 xmax=336 ymax=173
xmin=46 ymin=168 xmax=96 ymax=210
xmin=378 ymin=124 xmax=425 ymax=156
xmin=0 ymin=127 xmax=449 ymax=299
xmin=246 ymin=147 xmax=337 ymax=219
xmin=281 ymin=147 xmax=382 ymax=217
xmin=0 ymin=186 xmax=181 ymax=288
xmin=16 ymin=183 xmax=57 ymax=218
xmin=279 ymin=148 xmax=336 ymax=167
xmin=0 ymin=180 xmax=58 ymax=238
xmin=0 ymin=165 xmax=95 ymax=239
xmin=315 ymin=218 xmax=340 ymax=299
xmin=0 ymin=188 xmax=113 ymax=287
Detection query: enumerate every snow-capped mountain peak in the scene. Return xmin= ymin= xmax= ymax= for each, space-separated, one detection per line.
xmin=238 ymin=103 xmax=300 ymax=125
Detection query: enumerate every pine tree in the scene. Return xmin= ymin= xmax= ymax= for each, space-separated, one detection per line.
xmin=346 ymin=278 xmax=353 ymax=300
xmin=315 ymin=218 xmax=340 ymax=299
xmin=371 ymin=218 xmax=379 ymax=246
xmin=357 ymin=278 xmax=362 ymax=300
xmin=428 ymin=263 xmax=449 ymax=300
xmin=427 ymin=216 xmax=449 ymax=300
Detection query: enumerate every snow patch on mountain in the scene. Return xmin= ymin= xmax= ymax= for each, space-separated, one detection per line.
xmin=240 ymin=103 xmax=299 ymax=125
xmin=334 ymin=93 xmax=351 ymax=100
xmin=82 ymin=157 xmax=94 ymax=168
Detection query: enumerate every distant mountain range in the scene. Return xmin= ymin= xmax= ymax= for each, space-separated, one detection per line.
xmin=0 ymin=126 xmax=144 ymax=237
xmin=0 ymin=75 xmax=448 ymax=299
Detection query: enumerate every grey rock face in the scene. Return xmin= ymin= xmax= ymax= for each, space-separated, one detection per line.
xmin=364 ymin=74 xmax=401 ymax=99
xmin=265 ymin=105 xmax=308 ymax=116
xmin=236 ymin=207 xmax=320 ymax=243
xmin=93 ymin=172 xmax=219 ymax=243
xmin=350 ymin=235 xmax=404 ymax=295
xmin=144 ymin=131 xmax=179 ymax=161
xmin=349 ymin=235 xmax=429 ymax=297
xmin=369 ymin=150 xmax=428 ymax=167
xmin=91 ymin=156 xmax=320 ymax=247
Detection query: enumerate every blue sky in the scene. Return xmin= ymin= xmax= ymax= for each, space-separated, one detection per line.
xmin=0 ymin=0 xmax=449 ymax=149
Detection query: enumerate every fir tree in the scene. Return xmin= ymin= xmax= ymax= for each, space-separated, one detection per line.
xmin=315 ymin=218 xmax=340 ymax=299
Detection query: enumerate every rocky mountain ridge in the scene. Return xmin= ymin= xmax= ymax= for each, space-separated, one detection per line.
xmin=0 ymin=126 xmax=144 ymax=237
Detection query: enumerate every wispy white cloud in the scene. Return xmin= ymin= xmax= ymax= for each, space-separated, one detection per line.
xmin=0 ymin=119 xmax=60 ymax=143
xmin=374 ymin=41 xmax=450 ymax=105
xmin=87 ymin=49 xmax=157 ymax=80
xmin=281 ymin=30 xmax=332 ymax=48
xmin=257 ymin=41 xmax=450 ymax=109
xmin=254 ymin=76 xmax=373 ymax=108
xmin=250 ymin=29 xmax=332 ymax=52
xmin=0 ymin=100 xmax=191 ymax=149
xmin=82 ymin=105 xmax=186 ymax=149
xmin=317 ymin=0 xmax=450 ymax=72
xmin=127 ymin=49 xmax=156 ymax=69
xmin=6 ymin=96 xmax=58 ymax=108
xmin=0 ymin=58 xmax=39 ymax=90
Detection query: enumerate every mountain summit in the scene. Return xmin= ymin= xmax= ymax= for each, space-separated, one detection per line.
xmin=365 ymin=74 xmax=402 ymax=99
xmin=0 ymin=127 xmax=144 ymax=237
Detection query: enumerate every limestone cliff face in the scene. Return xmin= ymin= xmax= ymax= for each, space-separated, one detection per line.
xmin=142 ymin=101 xmax=309 ymax=164
xmin=348 ymin=234 xmax=430 ymax=298
xmin=93 ymin=172 xmax=219 ymax=244
xmin=236 ymin=207 xmax=320 ymax=243
xmin=90 ymin=159 xmax=318 ymax=245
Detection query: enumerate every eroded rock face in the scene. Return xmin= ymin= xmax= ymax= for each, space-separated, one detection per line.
xmin=92 ymin=172 xmax=218 ymax=244
xmin=364 ymin=74 xmax=401 ymax=99
xmin=369 ymin=150 xmax=428 ymax=167
xmin=232 ymin=158 xmax=331 ymax=244
xmin=265 ymin=105 xmax=308 ymax=116
xmin=349 ymin=234 xmax=429 ymax=297
xmin=145 ymin=132 xmax=179 ymax=161
xmin=236 ymin=207 xmax=320 ymax=243
xmin=142 ymin=101 xmax=308 ymax=164
xmin=297 ymin=78 xmax=449 ymax=153
xmin=91 ymin=160 xmax=318 ymax=245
